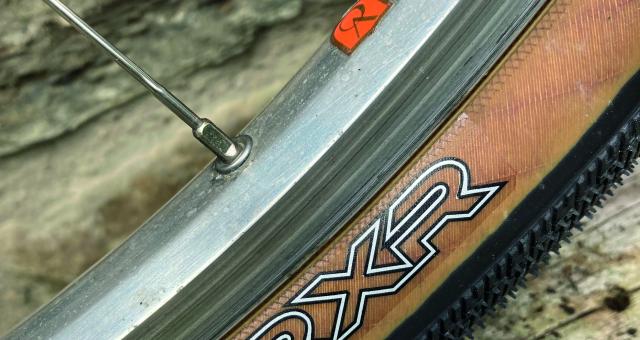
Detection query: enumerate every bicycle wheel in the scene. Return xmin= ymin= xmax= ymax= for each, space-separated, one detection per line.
xmin=8 ymin=0 xmax=640 ymax=339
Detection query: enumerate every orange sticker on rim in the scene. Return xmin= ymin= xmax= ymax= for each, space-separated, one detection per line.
xmin=332 ymin=0 xmax=390 ymax=55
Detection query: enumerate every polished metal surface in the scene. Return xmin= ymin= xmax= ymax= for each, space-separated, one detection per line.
xmin=193 ymin=119 xmax=241 ymax=164
xmin=214 ymin=135 xmax=253 ymax=174
xmin=42 ymin=0 xmax=248 ymax=166
xmin=10 ymin=1 xmax=546 ymax=339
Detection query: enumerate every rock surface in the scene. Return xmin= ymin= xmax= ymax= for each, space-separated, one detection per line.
xmin=0 ymin=0 xmax=308 ymax=156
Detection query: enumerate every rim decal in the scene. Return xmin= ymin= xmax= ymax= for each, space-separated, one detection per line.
xmin=331 ymin=0 xmax=390 ymax=54
xmin=248 ymin=159 xmax=505 ymax=339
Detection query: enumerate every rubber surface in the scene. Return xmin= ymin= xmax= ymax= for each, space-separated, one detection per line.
xmin=392 ymin=70 xmax=640 ymax=339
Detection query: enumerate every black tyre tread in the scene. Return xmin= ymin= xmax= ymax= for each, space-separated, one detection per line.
xmin=419 ymin=111 xmax=640 ymax=339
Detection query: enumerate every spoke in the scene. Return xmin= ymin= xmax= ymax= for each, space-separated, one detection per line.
xmin=42 ymin=0 xmax=248 ymax=166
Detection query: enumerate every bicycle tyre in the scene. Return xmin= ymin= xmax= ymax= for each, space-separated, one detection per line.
xmin=231 ymin=1 xmax=640 ymax=339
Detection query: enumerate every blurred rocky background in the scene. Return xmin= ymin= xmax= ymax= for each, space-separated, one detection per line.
xmin=0 ymin=0 xmax=638 ymax=338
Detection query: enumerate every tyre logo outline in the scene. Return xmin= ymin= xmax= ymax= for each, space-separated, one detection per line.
xmin=250 ymin=158 xmax=505 ymax=339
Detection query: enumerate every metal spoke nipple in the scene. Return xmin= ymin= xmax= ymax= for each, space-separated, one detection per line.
xmin=43 ymin=0 xmax=252 ymax=174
